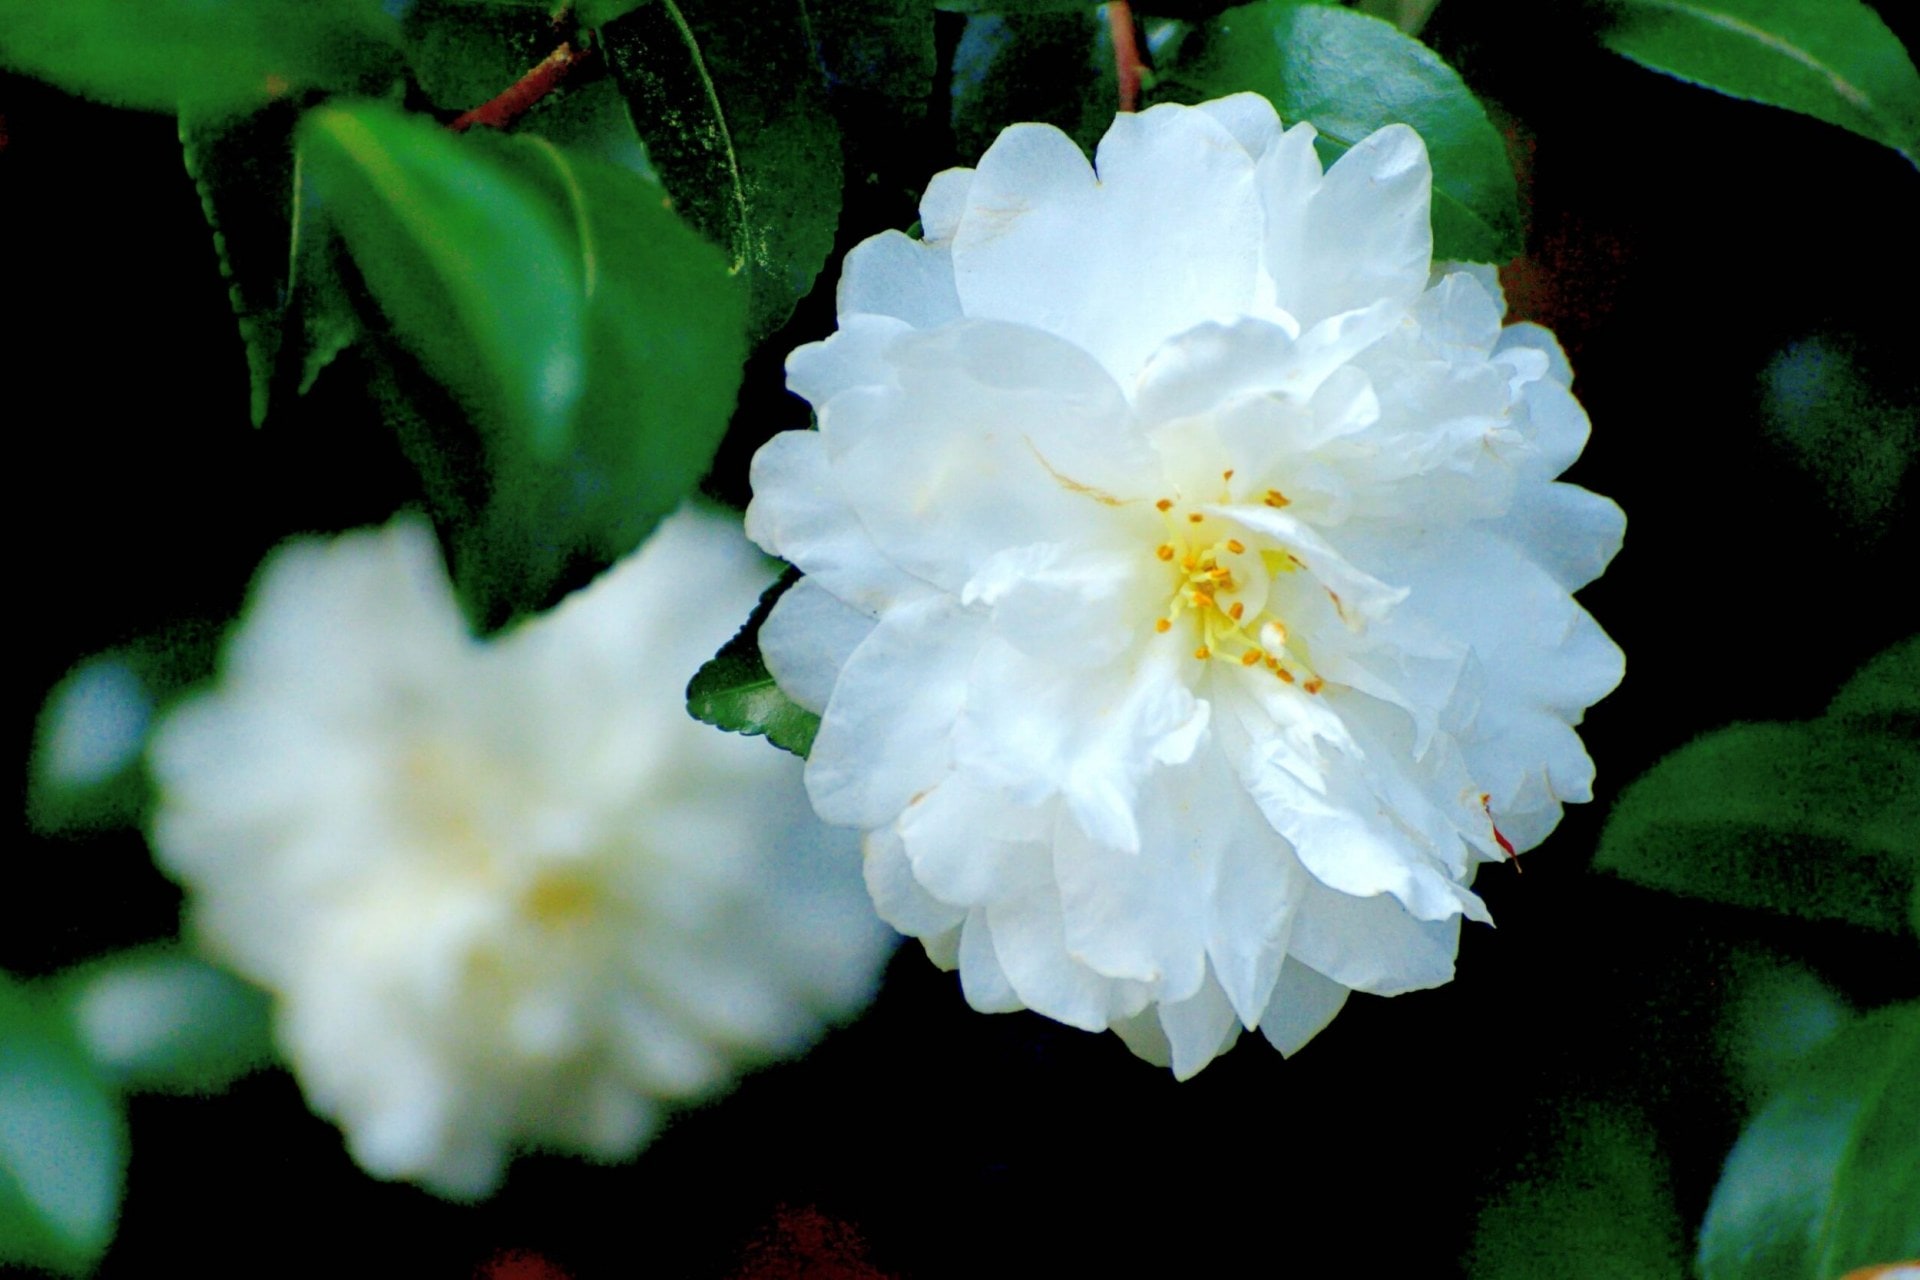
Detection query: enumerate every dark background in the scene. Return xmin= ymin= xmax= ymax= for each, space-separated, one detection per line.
xmin=4 ymin=2 xmax=1917 ymax=1274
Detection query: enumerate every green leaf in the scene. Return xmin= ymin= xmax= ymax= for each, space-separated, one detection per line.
xmin=28 ymin=623 xmax=224 ymax=836
xmin=56 ymin=948 xmax=274 ymax=1097
xmin=1826 ymin=634 xmax=1919 ymax=729
xmin=180 ymin=104 xmax=298 ymax=428
xmin=1601 ymin=0 xmax=1920 ymax=168
xmin=299 ymin=101 xmax=587 ymax=462
xmin=472 ymin=131 xmax=748 ymax=555
xmin=401 ymin=0 xmax=557 ymax=114
xmin=0 ymin=975 xmax=127 ymax=1277
xmin=951 ymin=11 xmax=1120 ymax=160
xmin=600 ymin=0 xmax=844 ymax=342
xmin=1467 ymin=1102 xmax=1688 ymax=1280
xmin=0 ymin=0 xmax=400 ymax=114
xmin=1699 ymin=1000 xmax=1920 ymax=1280
xmin=1150 ymin=0 xmax=1523 ymax=262
xmin=1595 ymin=718 xmax=1920 ymax=934
xmin=1596 ymin=639 xmax=1920 ymax=935
xmin=1761 ymin=337 xmax=1918 ymax=540
xmin=687 ymin=572 xmax=820 ymax=758
xmin=1717 ymin=954 xmax=1854 ymax=1113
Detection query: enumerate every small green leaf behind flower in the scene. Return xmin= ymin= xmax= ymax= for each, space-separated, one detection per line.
xmin=1149 ymin=0 xmax=1524 ymax=262
xmin=687 ymin=572 xmax=821 ymax=759
xmin=1595 ymin=635 xmax=1920 ymax=938
xmin=1699 ymin=999 xmax=1920 ymax=1280
xmin=1600 ymin=0 xmax=1920 ymax=169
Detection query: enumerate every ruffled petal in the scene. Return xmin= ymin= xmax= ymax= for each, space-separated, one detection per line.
xmin=1257 ymin=959 xmax=1351 ymax=1055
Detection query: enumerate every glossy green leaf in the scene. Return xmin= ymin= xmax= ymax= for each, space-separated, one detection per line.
xmin=1596 ymin=640 xmax=1920 ymax=935
xmin=56 ymin=948 xmax=273 ymax=1097
xmin=600 ymin=0 xmax=843 ymax=342
xmin=1150 ymin=0 xmax=1523 ymax=261
xmin=180 ymin=104 xmax=298 ymax=428
xmin=472 ymin=131 xmax=748 ymax=556
xmin=1700 ymin=1000 xmax=1920 ymax=1280
xmin=688 ymin=573 xmax=820 ymax=758
xmin=951 ymin=10 xmax=1119 ymax=160
xmin=0 ymin=0 xmax=400 ymax=114
xmin=0 ymin=976 xmax=126 ymax=1277
xmin=1467 ymin=1102 xmax=1688 ymax=1279
xmin=1602 ymin=0 xmax=1920 ymax=168
xmin=299 ymin=101 xmax=587 ymax=462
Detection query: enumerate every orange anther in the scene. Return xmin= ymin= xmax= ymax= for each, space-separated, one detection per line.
xmin=1154 ymin=618 xmax=1171 ymax=634
xmin=1191 ymin=591 xmax=1214 ymax=608
xmin=1241 ymin=650 xmax=1261 ymax=666
xmin=1226 ymin=539 xmax=1245 ymax=554
xmin=1194 ymin=646 xmax=1210 ymax=660
xmin=1228 ymin=602 xmax=1245 ymax=621
xmin=1156 ymin=544 xmax=1174 ymax=561
xmin=1277 ymin=668 xmax=1295 ymax=684
xmin=1304 ymin=677 xmax=1324 ymax=694
xmin=1265 ymin=490 xmax=1290 ymax=508
xmin=1222 ymin=468 xmax=1235 ymax=481
xmin=1188 ymin=512 xmax=1204 ymax=524
xmin=1209 ymin=566 xmax=1231 ymax=581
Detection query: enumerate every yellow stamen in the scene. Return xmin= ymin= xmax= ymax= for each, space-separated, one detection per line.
xmin=1226 ymin=539 xmax=1245 ymax=554
xmin=1194 ymin=646 xmax=1210 ymax=660
xmin=1191 ymin=591 xmax=1214 ymax=608
xmin=1154 ymin=618 xmax=1171 ymax=634
xmin=1156 ymin=544 xmax=1174 ymax=561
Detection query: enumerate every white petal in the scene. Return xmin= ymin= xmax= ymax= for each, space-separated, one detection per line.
xmin=1286 ymin=881 xmax=1461 ymax=996
xmin=920 ymin=167 xmax=974 ymax=242
xmin=1196 ymin=91 xmax=1284 ymax=159
xmin=863 ymin=827 xmax=966 ymax=939
xmin=807 ymin=594 xmax=981 ymax=829
xmin=952 ymin=110 xmax=1263 ymax=385
xmin=1257 ymin=960 xmax=1351 ymax=1055
xmin=744 ymin=428 xmax=933 ymax=615
xmin=1496 ymin=482 xmax=1626 ymax=591
xmin=824 ymin=320 xmax=1151 ymax=595
xmin=957 ymin=909 xmax=1025 ymax=1013
xmin=760 ymin=578 xmax=876 ymax=715
xmin=1270 ymin=124 xmax=1433 ymax=325
xmin=1156 ymin=970 xmax=1242 ymax=1080
xmin=837 ymin=229 xmax=961 ymax=328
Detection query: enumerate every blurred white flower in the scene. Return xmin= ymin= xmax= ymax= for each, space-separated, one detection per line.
xmin=745 ymin=94 xmax=1624 ymax=1078
xmin=148 ymin=506 xmax=893 ymax=1196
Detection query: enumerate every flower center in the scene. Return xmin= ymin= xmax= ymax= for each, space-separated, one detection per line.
xmin=1148 ymin=480 xmax=1324 ymax=694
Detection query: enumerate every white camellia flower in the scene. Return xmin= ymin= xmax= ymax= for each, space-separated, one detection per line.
xmin=148 ymin=506 xmax=894 ymax=1196
xmin=745 ymin=94 xmax=1625 ymax=1078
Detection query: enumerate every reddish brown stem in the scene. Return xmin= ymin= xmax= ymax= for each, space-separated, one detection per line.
xmin=448 ymin=39 xmax=596 ymax=134
xmin=1107 ymin=2 xmax=1143 ymax=114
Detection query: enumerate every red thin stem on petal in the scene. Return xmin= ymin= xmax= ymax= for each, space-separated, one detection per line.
xmin=448 ymin=39 xmax=597 ymax=134
xmin=1108 ymin=2 xmax=1143 ymax=114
